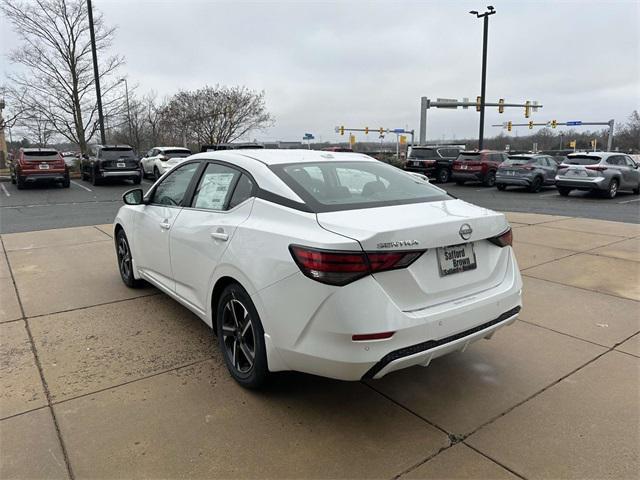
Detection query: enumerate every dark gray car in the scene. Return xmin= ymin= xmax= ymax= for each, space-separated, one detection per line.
xmin=555 ymin=152 xmax=640 ymax=199
xmin=496 ymin=154 xmax=558 ymax=192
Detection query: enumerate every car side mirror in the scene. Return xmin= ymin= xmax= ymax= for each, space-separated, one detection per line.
xmin=123 ymin=188 xmax=144 ymax=205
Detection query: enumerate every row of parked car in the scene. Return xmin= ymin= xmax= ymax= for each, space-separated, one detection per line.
xmin=403 ymin=145 xmax=640 ymax=199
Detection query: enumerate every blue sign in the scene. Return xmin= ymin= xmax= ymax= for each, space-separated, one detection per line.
xmin=566 ymin=121 xmax=582 ymax=126
xmin=303 ymin=133 xmax=314 ymax=140
xmin=392 ymin=128 xmax=405 ymax=134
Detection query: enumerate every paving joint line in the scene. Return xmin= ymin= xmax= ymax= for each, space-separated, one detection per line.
xmin=93 ymin=225 xmax=113 ymax=238
xmin=3 ymin=238 xmax=111 ymax=253
xmin=463 ymin=441 xmax=528 ymax=480
xmin=0 ymin=404 xmax=50 ymax=423
xmin=521 ymin=273 xmax=639 ymax=303
xmin=0 ymin=236 xmax=75 ymax=480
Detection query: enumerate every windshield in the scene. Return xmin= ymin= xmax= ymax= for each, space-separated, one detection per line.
xmin=456 ymin=153 xmax=481 ymax=162
xmin=505 ymin=157 xmax=535 ymax=165
xmin=565 ymin=156 xmax=601 ymax=165
xmin=409 ymin=148 xmax=439 ymax=160
xmin=101 ymin=148 xmax=135 ymax=160
xmin=271 ymin=161 xmax=450 ymax=212
xmin=23 ymin=151 xmax=59 ymax=161
xmin=164 ymin=149 xmax=191 ymax=158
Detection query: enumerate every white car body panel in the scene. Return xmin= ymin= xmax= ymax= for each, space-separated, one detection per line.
xmin=114 ymin=149 xmax=522 ymax=381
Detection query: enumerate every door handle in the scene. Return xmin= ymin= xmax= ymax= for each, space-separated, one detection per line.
xmin=159 ymin=221 xmax=171 ymax=230
xmin=210 ymin=230 xmax=229 ymax=241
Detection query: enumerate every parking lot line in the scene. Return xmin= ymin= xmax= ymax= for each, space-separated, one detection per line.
xmin=1 ymin=183 xmax=10 ymax=197
xmin=618 ymin=198 xmax=640 ymax=204
xmin=71 ymin=180 xmax=92 ymax=192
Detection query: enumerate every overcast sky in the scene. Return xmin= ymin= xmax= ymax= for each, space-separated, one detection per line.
xmin=2 ymin=0 xmax=639 ymax=143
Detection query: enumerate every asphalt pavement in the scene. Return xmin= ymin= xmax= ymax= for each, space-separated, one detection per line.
xmin=0 ymin=176 xmax=638 ymax=233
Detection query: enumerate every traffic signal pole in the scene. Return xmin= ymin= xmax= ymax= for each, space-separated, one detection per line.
xmin=478 ymin=13 xmax=489 ymax=150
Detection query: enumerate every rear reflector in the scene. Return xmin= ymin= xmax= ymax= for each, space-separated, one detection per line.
xmin=352 ymin=331 xmax=395 ymax=342
xmin=289 ymin=245 xmax=425 ymax=286
xmin=488 ymin=228 xmax=513 ymax=248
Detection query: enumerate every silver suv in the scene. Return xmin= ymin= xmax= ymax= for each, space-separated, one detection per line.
xmin=555 ymin=152 xmax=640 ymax=199
xmin=496 ymin=154 xmax=558 ymax=192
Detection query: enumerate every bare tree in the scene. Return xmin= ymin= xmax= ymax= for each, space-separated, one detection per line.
xmin=162 ymin=85 xmax=273 ymax=147
xmin=16 ymin=110 xmax=57 ymax=146
xmin=2 ymin=0 xmax=125 ymax=153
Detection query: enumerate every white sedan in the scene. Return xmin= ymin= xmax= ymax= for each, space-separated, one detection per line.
xmin=140 ymin=146 xmax=191 ymax=180
xmin=114 ymin=150 xmax=522 ymax=388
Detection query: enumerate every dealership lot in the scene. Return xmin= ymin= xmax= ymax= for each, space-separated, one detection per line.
xmin=1 ymin=213 xmax=638 ymax=479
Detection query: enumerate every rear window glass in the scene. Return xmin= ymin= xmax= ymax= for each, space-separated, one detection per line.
xmin=505 ymin=157 xmax=535 ymax=165
xmin=271 ymin=161 xmax=450 ymax=212
xmin=164 ymin=149 xmax=191 ymax=158
xmin=456 ymin=153 xmax=481 ymax=161
xmin=409 ymin=148 xmax=439 ymax=160
xmin=101 ymin=148 xmax=135 ymax=160
xmin=23 ymin=151 xmax=58 ymax=160
xmin=565 ymin=156 xmax=601 ymax=165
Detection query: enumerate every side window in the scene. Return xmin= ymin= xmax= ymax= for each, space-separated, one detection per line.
xmin=151 ymin=162 xmax=199 ymax=206
xmin=228 ymin=174 xmax=255 ymax=209
xmin=625 ymin=156 xmax=637 ymax=167
xmin=192 ymin=163 xmax=238 ymax=211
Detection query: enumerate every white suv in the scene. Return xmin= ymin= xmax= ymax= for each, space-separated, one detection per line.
xmin=140 ymin=147 xmax=191 ymax=180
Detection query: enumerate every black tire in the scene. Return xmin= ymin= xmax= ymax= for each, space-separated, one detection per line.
xmin=558 ymin=187 xmax=571 ymax=196
xmin=482 ymin=170 xmax=496 ymax=187
xmin=604 ymin=178 xmax=619 ymax=199
xmin=216 ymin=283 xmax=270 ymax=389
xmin=91 ymin=168 xmax=101 ymax=186
xmin=455 ymin=180 xmax=466 ymax=186
xmin=154 ymin=166 xmax=160 ymax=181
xmin=115 ymin=229 xmax=145 ymax=288
xmin=62 ymin=173 xmax=70 ymax=188
xmin=633 ymin=183 xmax=640 ymax=195
xmin=139 ymin=162 xmax=147 ymax=179
xmin=528 ymin=176 xmax=543 ymax=193
xmin=16 ymin=176 xmax=25 ymax=190
xmin=132 ymin=175 xmax=141 ymax=185
xmin=435 ymin=168 xmax=450 ymax=183
xmin=496 ymin=183 xmax=507 ymax=191
xmin=10 ymin=173 xmax=16 ymax=184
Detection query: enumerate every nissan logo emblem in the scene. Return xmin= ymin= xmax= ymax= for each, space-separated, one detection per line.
xmin=459 ymin=224 xmax=473 ymax=240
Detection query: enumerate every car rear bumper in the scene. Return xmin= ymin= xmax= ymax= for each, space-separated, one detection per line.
xmin=495 ymin=174 xmax=532 ymax=186
xmin=256 ymin=247 xmax=523 ymax=380
xmin=404 ymin=165 xmax=437 ymax=177
xmin=100 ymin=169 xmax=141 ymax=178
xmin=555 ymin=175 xmax=607 ymax=190
xmin=451 ymin=171 xmax=483 ymax=182
xmin=21 ymin=172 xmax=67 ymax=182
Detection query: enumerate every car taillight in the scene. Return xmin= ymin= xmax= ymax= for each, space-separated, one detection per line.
xmin=585 ymin=165 xmax=607 ymax=172
xmin=488 ymin=228 xmax=513 ymax=248
xmin=289 ymin=245 xmax=425 ymax=286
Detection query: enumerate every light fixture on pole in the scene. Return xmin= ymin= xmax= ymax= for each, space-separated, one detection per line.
xmin=119 ymin=78 xmax=133 ymax=147
xmin=469 ymin=6 xmax=496 ymax=151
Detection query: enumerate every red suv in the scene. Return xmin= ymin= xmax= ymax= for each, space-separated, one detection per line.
xmin=451 ymin=150 xmax=508 ymax=187
xmin=10 ymin=148 xmax=70 ymax=189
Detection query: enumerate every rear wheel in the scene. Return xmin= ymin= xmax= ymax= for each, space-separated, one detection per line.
xmin=154 ymin=166 xmax=160 ymax=181
xmin=16 ymin=176 xmax=25 ymax=190
xmin=91 ymin=169 xmax=101 ymax=186
xmin=435 ymin=168 xmax=450 ymax=183
xmin=496 ymin=183 xmax=507 ymax=191
xmin=633 ymin=182 xmax=640 ymax=195
xmin=216 ymin=283 xmax=270 ymax=389
xmin=132 ymin=175 xmax=141 ymax=185
xmin=62 ymin=173 xmax=70 ymax=188
xmin=115 ymin=230 xmax=145 ymax=288
xmin=10 ymin=172 xmax=16 ymax=184
xmin=483 ymin=170 xmax=496 ymax=187
xmin=604 ymin=179 xmax=618 ymax=199
xmin=528 ymin=176 xmax=543 ymax=193
xmin=558 ymin=187 xmax=572 ymax=196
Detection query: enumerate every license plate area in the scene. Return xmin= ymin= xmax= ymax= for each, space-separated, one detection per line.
xmin=39 ymin=163 xmax=49 ymax=170
xmin=437 ymin=243 xmax=477 ymax=276
xmin=117 ymin=162 xmax=126 ymax=168
xmin=567 ymin=169 xmax=587 ymax=177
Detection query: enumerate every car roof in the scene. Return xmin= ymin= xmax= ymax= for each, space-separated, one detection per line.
xmin=156 ymin=146 xmax=190 ymax=151
xmin=22 ymin=147 xmax=58 ymax=153
xmin=190 ymin=148 xmax=376 ymax=165
xmin=98 ymin=144 xmax=133 ymax=149
xmin=567 ymin=151 xmax=615 ymax=158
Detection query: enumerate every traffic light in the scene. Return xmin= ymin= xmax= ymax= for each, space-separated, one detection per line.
xmin=339 ymin=126 xmax=344 ymax=136
xmin=379 ymin=127 xmax=384 ymax=135
xmin=364 ymin=127 xmax=369 ymax=135
xmin=349 ymin=134 xmax=356 ymax=146
xmin=399 ymin=135 xmax=407 ymax=145
xmin=524 ymin=101 xmax=531 ymax=118
xmin=507 ymin=121 xmax=512 ymax=132
xmin=551 ymin=120 xmax=557 ymax=128
xmin=528 ymin=121 xmax=534 ymax=129
xmin=569 ymin=140 xmax=576 ymax=148
xmin=476 ymin=96 xmax=482 ymax=112
xmin=498 ymin=99 xmax=505 ymax=114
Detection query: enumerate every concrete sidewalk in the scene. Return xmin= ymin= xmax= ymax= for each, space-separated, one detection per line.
xmin=1 ymin=214 xmax=638 ymax=479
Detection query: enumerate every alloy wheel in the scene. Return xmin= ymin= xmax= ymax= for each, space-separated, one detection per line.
xmin=117 ymin=235 xmax=132 ymax=280
xmin=221 ymin=294 xmax=256 ymax=374
xmin=608 ymin=180 xmax=618 ymax=198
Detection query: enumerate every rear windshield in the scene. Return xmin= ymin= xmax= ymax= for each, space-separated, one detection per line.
xmin=101 ymin=148 xmax=135 ymax=160
xmin=565 ymin=156 xmax=601 ymax=165
xmin=164 ymin=149 xmax=191 ymax=158
xmin=271 ymin=161 xmax=450 ymax=212
xmin=409 ymin=148 xmax=439 ymax=160
xmin=24 ymin=151 xmax=59 ymax=161
xmin=505 ymin=157 xmax=535 ymax=165
xmin=456 ymin=153 xmax=481 ymax=161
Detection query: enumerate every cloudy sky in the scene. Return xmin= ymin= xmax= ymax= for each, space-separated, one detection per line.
xmin=2 ymin=0 xmax=639 ymax=143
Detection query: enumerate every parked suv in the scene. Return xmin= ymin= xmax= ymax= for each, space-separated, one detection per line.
xmin=555 ymin=152 xmax=640 ymax=199
xmin=403 ymin=145 xmax=464 ymax=183
xmin=81 ymin=145 xmax=141 ymax=186
xmin=10 ymin=148 xmax=70 ymax=189
xmin=496 ymin=154 xmax=558 ymax=192
xmin=451 ymin=150 xmax=508 ymax=187
xmin=140 ymin=147 xmax=191 ymax=180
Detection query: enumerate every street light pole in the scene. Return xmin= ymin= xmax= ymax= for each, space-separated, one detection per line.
xmin=470 ymin=6 xmax=496 ymax=151
xmin=120 ymin=78 xmax=133 ymax=147
xmin=87 ymin=0 xmax=106 ymax=145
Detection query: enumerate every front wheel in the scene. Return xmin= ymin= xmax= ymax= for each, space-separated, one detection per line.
xmin=557 ymin=187 xmax=572 ymax=196
xmin=496 ymin=183 xmax=507 ymax=191
xmin=115 ymin=230 xmax=145 ymax=288
xmin=435 ymin=168 xmax=450 ymax=183
xmin=483 ymin=170 xmax=496 ymax=187
xmin=217 ymin=284 xmax=270 ymax=389
xmin=633 ymin=182 xmax=640 ymax=195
